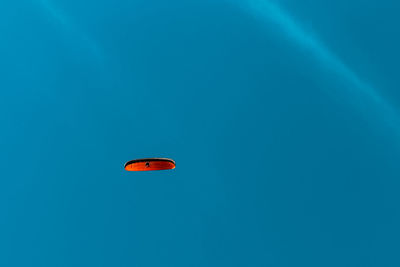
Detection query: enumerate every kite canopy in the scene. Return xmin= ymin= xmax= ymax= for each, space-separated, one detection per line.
xmin=124 ymin=158 xmax=176 ymax=171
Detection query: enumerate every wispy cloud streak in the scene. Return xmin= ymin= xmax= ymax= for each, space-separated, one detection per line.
xmin=237 ymin=0 xmax=400 ymax=134
xmin=38 ymin=0 xmax=104 ymax=65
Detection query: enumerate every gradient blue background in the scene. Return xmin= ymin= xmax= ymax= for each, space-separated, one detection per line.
xmin=1 ymin=0 xmax=400 ymax=266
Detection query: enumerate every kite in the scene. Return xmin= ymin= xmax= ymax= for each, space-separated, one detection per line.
xmin=124 ymin=158 xmax=176 ymax=171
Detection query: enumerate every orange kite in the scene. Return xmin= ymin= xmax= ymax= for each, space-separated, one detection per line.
xmin=124 ymin=158 xmax=176 ymax=171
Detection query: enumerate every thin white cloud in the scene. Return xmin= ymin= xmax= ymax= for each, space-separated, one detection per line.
xmin=237 ymin=0 xmax=400 ymax=135
xmin=38 ymin=0 xmax=104 ymax=65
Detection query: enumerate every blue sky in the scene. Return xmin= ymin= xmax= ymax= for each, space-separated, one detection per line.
xmin=1 ymin=0 xmax=400 ymax=266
